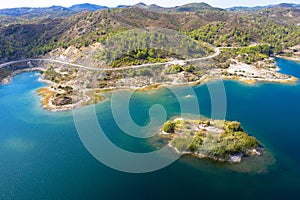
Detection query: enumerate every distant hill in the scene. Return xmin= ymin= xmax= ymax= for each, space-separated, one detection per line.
xmin=133 ymin=2 xmax=224 ymax=12
xmin=0 ymin=6 xmax=75 ymax=18
xmin=0 ymin=2 xmax=224 ymax=19
xmin=69 ymin=3 xmax=107 ymax=12
xmin=227 ymin=6 xmax=270 ymax=12
xmin=0 ymin=3 xmax=108 ymax=19
xmin=227 ymin=3 xmax=300 ymax=11
xmin=175 ymin=2 xmax=223 ymax=12
xmin=116 ymin=5 xmax=129 ymax=8
xmin=276 ymin=3 xmax=300 ymax=9
xmin=0 ymin=2 xmax=298 ymax=18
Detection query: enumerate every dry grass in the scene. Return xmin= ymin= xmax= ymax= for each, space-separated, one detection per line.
xmin=37 ymin=87 xmax=56 ymax=109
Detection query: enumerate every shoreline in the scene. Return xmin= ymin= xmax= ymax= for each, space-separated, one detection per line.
xmin=1 ymin=67 xmax=45 ymax=85
xmin=36 ymin=70 xmax=298 ymax=112
xmin=276 ymin=55 xmax=300 ymax=63
xmin=211 ymin=61 xmax=298 ymax=85
xmin=1 ymin=57 xmax=299 ymax=112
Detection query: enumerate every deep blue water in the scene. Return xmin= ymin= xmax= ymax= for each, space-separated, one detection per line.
xmin=0 ymin=58 xmax=300 ymax=199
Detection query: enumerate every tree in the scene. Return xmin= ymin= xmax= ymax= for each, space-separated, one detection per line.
xmin=225 ymin=121 xmax=243 ymax=133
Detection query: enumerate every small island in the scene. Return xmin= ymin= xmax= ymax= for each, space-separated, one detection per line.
xmin=159 ymin=118 xmax=261 ymax=163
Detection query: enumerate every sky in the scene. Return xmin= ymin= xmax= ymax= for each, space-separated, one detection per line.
xmin=0 ymin=0 xmax=299 ymax=9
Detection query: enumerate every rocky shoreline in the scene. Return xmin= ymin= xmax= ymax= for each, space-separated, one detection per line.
xmin=211 ymin=61 xmax=298 ymax=85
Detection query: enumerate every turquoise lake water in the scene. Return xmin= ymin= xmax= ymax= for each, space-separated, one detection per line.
xmin=0 ymin=58 xmax=300 ymax=199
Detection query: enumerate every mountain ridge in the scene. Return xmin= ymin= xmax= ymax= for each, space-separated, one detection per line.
xmin=0 ymin=2 xmax=299 ymax=18
xmin=0 ymin=6 xmax=75 ymax=18
xmin=227 ymin=3 xmax=300 ymax=11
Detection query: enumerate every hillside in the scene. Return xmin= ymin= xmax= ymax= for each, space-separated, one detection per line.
xmin=0 ymin=3 xmax=299 ymax=64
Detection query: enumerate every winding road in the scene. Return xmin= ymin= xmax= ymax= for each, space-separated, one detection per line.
xmin=0 ymin=47 xmax=223 ymax=72
xmin=0 ymin=44 xmax=265 ymax=72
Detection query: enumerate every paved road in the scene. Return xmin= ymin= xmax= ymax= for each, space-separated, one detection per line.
xmin=0 ymin=44 xmax=265 ymax=72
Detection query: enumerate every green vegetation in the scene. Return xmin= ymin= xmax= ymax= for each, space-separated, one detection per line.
xmin=165 ymin=119 xmax=260 ymax=161
xmin=0 ymin=5 xmax=299 ymax=66
xmin=43 ymin=66 xmax=62 ymax=83
xmin=199 ymin=120 xmax=210 ymax=126
xmin=42 ymin=66 xmax=75 ymax=83
xmin=198 ymin=122 xmax=259 ymax=159
xmin=187 ymin=132 xmax=204 ymax=152
xmin=214 ymin=44 xmax=273 ymax=67
xmin=0 ymin=68 xmax=12 ymax=81
xmin=162 ymin=121 xmax=176 ymax=133
xmin=0 ymin=19 xmax=71 ymax=60
xmin=188 ymin=17 xmax=300 ymax=53
xmin=96 ymin=29 xmax=207 ymax=67
xmin=225 ymin=121 xmax=243 ymax=132
xmin=109 ymin=48 xmax=168 ymax=68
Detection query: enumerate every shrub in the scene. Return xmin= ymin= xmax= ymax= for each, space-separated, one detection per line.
xmin=225 ymin=121 xmax=243 ymax=133
xmin=184 ymin=65 xmax=195 ymax=72
xmin=162 ymin=121 xmax=176 ymax=133
xmin=188 ymin=133 xmax=203 ymax=152
xmin=171 ymin=65 xmax=183 ymax=73
xmin=199 ymin=120 xmax=210 ymax=126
